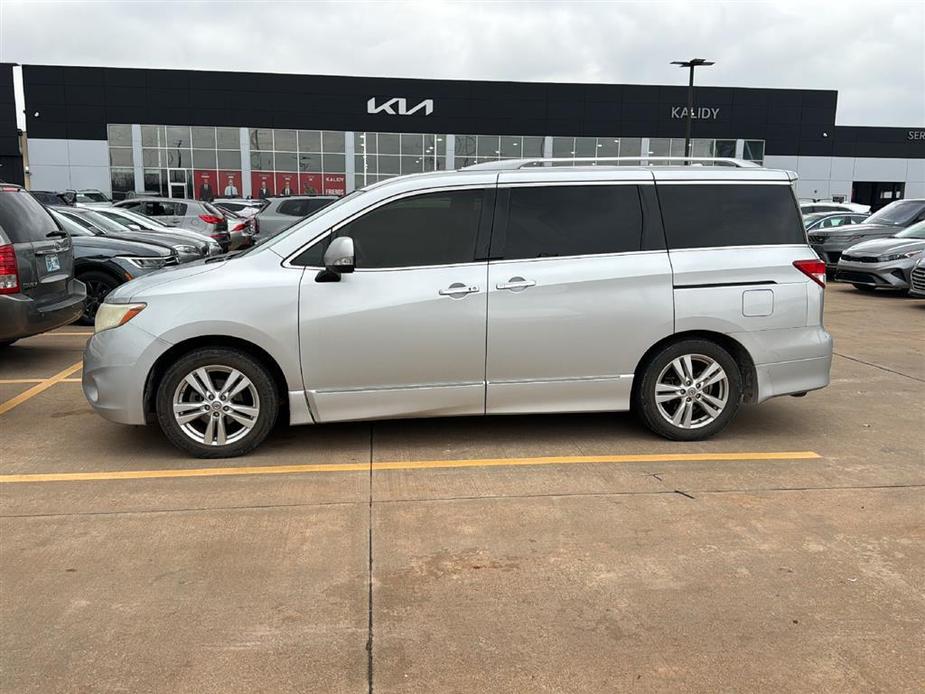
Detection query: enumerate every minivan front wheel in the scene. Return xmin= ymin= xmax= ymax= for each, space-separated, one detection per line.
xmin=155 ymin=348 xmax=279 ymax=458
xmin=636 ymin=340 xmax=742 ymax=441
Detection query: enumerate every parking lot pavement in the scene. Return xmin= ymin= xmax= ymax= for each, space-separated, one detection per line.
xmin=1 ymin=285 xmax=923 ymax=693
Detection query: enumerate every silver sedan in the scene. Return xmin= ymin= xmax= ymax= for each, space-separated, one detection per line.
xmin=835 ymin=221 xmax=925 ymax=293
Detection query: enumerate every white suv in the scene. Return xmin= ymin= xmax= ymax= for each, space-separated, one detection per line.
xmin=82 ymin=158 xmax=833 ymax=457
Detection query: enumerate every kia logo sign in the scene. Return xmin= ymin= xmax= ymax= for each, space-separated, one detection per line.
xmin=367 ymin=97 xmax=434 ymax=116
xmin=671 ymin=106 xmax=720 ymax=120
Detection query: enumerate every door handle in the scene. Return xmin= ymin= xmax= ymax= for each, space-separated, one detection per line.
xmin=438 ymin=283 xmax=479 ymax=298
xmin=496 ymin=277 xmax=536 ymax=291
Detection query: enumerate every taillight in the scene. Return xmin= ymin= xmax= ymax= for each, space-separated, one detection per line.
xmin=199 ymin=214 xmax=223 ymax=225
xmin=0 ymin=243 xmax=21 ymax=295
xmin=793 ymin=259 xmax=826 ymax=288
xmin=232 ymin=221 xmax=246 ymax=232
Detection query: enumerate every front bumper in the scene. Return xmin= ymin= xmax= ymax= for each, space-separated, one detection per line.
xmin=0 ymin=279 xmax=86 ymax=342
xmin=82 ymin=321 xmax=172 ymax=425
xmin=834 ymin=258 xmax=914 ymax=290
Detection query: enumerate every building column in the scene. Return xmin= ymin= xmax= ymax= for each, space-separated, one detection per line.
xmin=131 ymin=124 xmax=144 ymax=193
xmin=239 ymin=127 xmax=252 ymax=198
xmin=543 ymin=136 xmax=553 ymax=159
xmin=345 ymin=131 xmax=355 ymax=193
xmin=734 ymin=139 xmax=745 ymax=159
xmin=445 ymin=134 xmax=455 ymax=170
xmin=641 ymin=138 xmax=651 ymax=164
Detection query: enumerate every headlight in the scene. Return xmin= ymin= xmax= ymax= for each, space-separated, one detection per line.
xmin=879 ymin=250 xmax=922 ymax=262
xmin=173 ymin=244 xmax=197 ymax=255
xmin=118 ymin=256 xmax=168 ymax=269
xmin=94 ymin=302 xmax=146 ymax=333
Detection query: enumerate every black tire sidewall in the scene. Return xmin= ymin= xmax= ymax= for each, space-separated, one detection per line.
xmin=78 ymin=270 xmax=121 ymax=325
xmin=155 ymin=348 xmax=279 ymax=458
xmin=637 ymin=339 xmax=742 ymax=441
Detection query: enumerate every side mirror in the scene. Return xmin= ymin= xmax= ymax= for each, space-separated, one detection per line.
xmin=323 ymin=236 xmax=355 ymax=274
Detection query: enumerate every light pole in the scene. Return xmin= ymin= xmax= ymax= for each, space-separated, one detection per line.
xmin=670 ymin=58 xmax=715 ymax=161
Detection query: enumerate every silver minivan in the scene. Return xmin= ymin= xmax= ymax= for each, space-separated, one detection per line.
xmin=83 ymin=158 xmax=833 ymax=457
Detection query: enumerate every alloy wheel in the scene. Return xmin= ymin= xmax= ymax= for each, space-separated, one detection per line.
xmin=654 ymin=354 xmax=729 ymax=429
xmin=171 ymin=365 xmax=260 ymax=446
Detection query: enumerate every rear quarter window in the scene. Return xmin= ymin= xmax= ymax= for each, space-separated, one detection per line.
xmin=0 ymin=191 xmax=59 ymax=243
xmin=658 ymin=184 xmax=805 ymax=249
xmin=278 ymin=199 xmax=308 ymax=217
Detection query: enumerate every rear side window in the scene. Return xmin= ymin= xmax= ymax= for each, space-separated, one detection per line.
xmin=0 ymin=191 xmax=59 ymax=243
xmin=658 ymin=184 xmax=805 ymax=249
xmin=499 ymin=185 xmax=643 ymax=260
xmin=306 ymin=198 xmax=334 ymax=214
xmin=278 ymin=199 xmax=309 ymax=217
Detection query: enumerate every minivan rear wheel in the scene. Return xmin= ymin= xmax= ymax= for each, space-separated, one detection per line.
xmin=155 ymin=348 xmax=279 ymax=458
xmin=636 ymin=339 xmax=742 ymax=441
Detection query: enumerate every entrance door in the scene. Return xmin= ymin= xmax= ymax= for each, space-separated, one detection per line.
xmin=167 ymin=169 xmax=188 ymax=199
xmin=485 ymin=179 xmax=673 ymax=414
xmin=297 ymin=188 xmax=492 ymax=422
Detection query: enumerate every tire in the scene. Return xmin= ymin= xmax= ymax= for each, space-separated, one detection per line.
xmin=78 ymin=270 xmax=121 ymax=325
xmin=852 ymin=284 xmax=877 ymax=293
xmin=635 ymin=339 xmax=743 ymax=441
xmin=155 ymin=347 xmax=279 ymax=458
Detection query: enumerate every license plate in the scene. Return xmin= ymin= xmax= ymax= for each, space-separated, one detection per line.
xmin=45 ymin=254 xmax=61 ymax=272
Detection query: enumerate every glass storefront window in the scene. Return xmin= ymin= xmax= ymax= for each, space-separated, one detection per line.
xmin=299 ymin=153 xmax=322 ymax=172
xmin=522 ymin=136 xmax=544 ymax=157
xmin=552 ymin=137 xmax=574 ymax=157
xmin=142 ymin=148 xmax=161 ymax=167
xmin=191 ymin=127 xmax=216 ymax=149
xmin=143 ymin=168 xmax=166 ymax=196
xmin=108 ymin=124 xmax=131 ymax=147
xmin=477 ymin=135 xmax=500 ymax=158
xmin=322 ymin=153 xmax=346 ymax=173
xmin=249 ymin=128 xmax=274 ymax=150
xmin=378 ymin=133 xmax=400 ymax=155
xmin=299 ymin=130 xmax=322 ymax=152
xmin=400 ymin=134 xmax=423 ymax=156
xmin=500 ymin=136 xmax=521 ymax=158
xmin=166 ymin=148 xmax=191 ymax=168
xmin=691 ymin=139 xmax=714 ymax=158
xmin=322 ymin=131 xmax=345 ymax=152
xmin=110 ymin=168 xmax=134 ymax=200
xmin=597 ymin=138 xmax=620 ymax=157
xmin=192 ymin=148 xmax=217 ymax=169
xmin=715 ymin=140 xmax=736 ymax=158
xmin=274 ymin=130 xmax=297 ymax=152
xmin=216 ymin=127 xmax=239 ymax=150
xmin=109 ymin=147 xmax=133 ymax=167
xmin=275 ymin=152 xmax=298 ymax=172
xmin=217 ymin=150 xmax=241 ymax=169
xmin=250 ymin=152 xmax=274 ymax=171
xmin=165 ymin=126 xmax=190 ymax=148
xmin=744 ymin=140 xmax=765 ymax=163
xmin=141 ymin=125 xmax=165 ymax=148
xmin=648 ymin=138 xmax=670 ymax=157
xmin=575 ymin=137 xmax=597 ymax=157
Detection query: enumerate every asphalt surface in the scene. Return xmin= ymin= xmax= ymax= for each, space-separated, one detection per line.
xmin=1 ymin=283 xmax=923 ymax=693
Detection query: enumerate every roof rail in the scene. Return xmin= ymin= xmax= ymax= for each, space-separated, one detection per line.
xmin=461 ymin=157 xmax=762 ymax=171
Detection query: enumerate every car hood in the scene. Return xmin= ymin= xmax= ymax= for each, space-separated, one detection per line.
xmin=106 ymin=258 xmax=223 ymax=302
xmin=844 ymin=237 xmax=925 ymax=255
xmin=72 ymin=235 xmax=171 ymax=257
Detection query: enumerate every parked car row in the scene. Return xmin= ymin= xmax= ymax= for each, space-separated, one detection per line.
xmin=804 ymin=198 xmax=925 ymax=294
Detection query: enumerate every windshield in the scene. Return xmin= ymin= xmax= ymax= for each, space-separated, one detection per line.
xmin=78 ymin=209 xmax=136 ymax=234
xmin=77 ymin=191 xmax=110 ymax=203
xmin=894 ymin=220 xmax=925 ymax=239
xmin=50 ymin=210 xmax=94 ymax=236
xmin=866 ymin=200 xmax=925 ymax=226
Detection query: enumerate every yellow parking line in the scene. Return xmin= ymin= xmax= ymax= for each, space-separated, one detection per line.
xmin=24 ymin=332 xmax=92 ymax=337
xmin=0 ymin=361 xmax=83 ymax=416
xmin=0 ymin=451 xmax=819 ymax=484
xmin=0 ymin=378 xmax=82 ymax=385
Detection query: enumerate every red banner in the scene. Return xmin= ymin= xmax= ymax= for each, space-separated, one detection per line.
xmin=274 ymin=172 xmax=297 ymax=198
xmin=299 ymin=173 xmax=323 ymax=195
xmin=323 ymin=174 xmax=346 ymax=196
xmin=251 ymin=172 xmax=274 ymax=200
xmin=193 ymin=170 xmax=218 ymax=202
xmin=218 ymin=171 xmax=242 ymax=198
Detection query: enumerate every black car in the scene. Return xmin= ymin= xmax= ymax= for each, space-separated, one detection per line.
xmin=50 ymin=210 xmax=178 ymax=324
xmin=0 ymin=184 xmax=86 ymax=347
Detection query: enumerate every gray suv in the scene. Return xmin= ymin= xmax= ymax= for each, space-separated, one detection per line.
xmin=0 ymin=184 xmax=86 ymax=347
xmin=82 ymin=158 xmax=832 ymax=457
xmin=255 ymin=196 xmax=337 ymax=239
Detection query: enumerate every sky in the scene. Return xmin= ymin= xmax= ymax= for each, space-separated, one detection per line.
xmin=1 ymin=0 xmax=923 ymax=128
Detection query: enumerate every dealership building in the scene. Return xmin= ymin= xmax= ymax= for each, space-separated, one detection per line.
xmin=1 ymin=63 xmax=923 ymax=208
